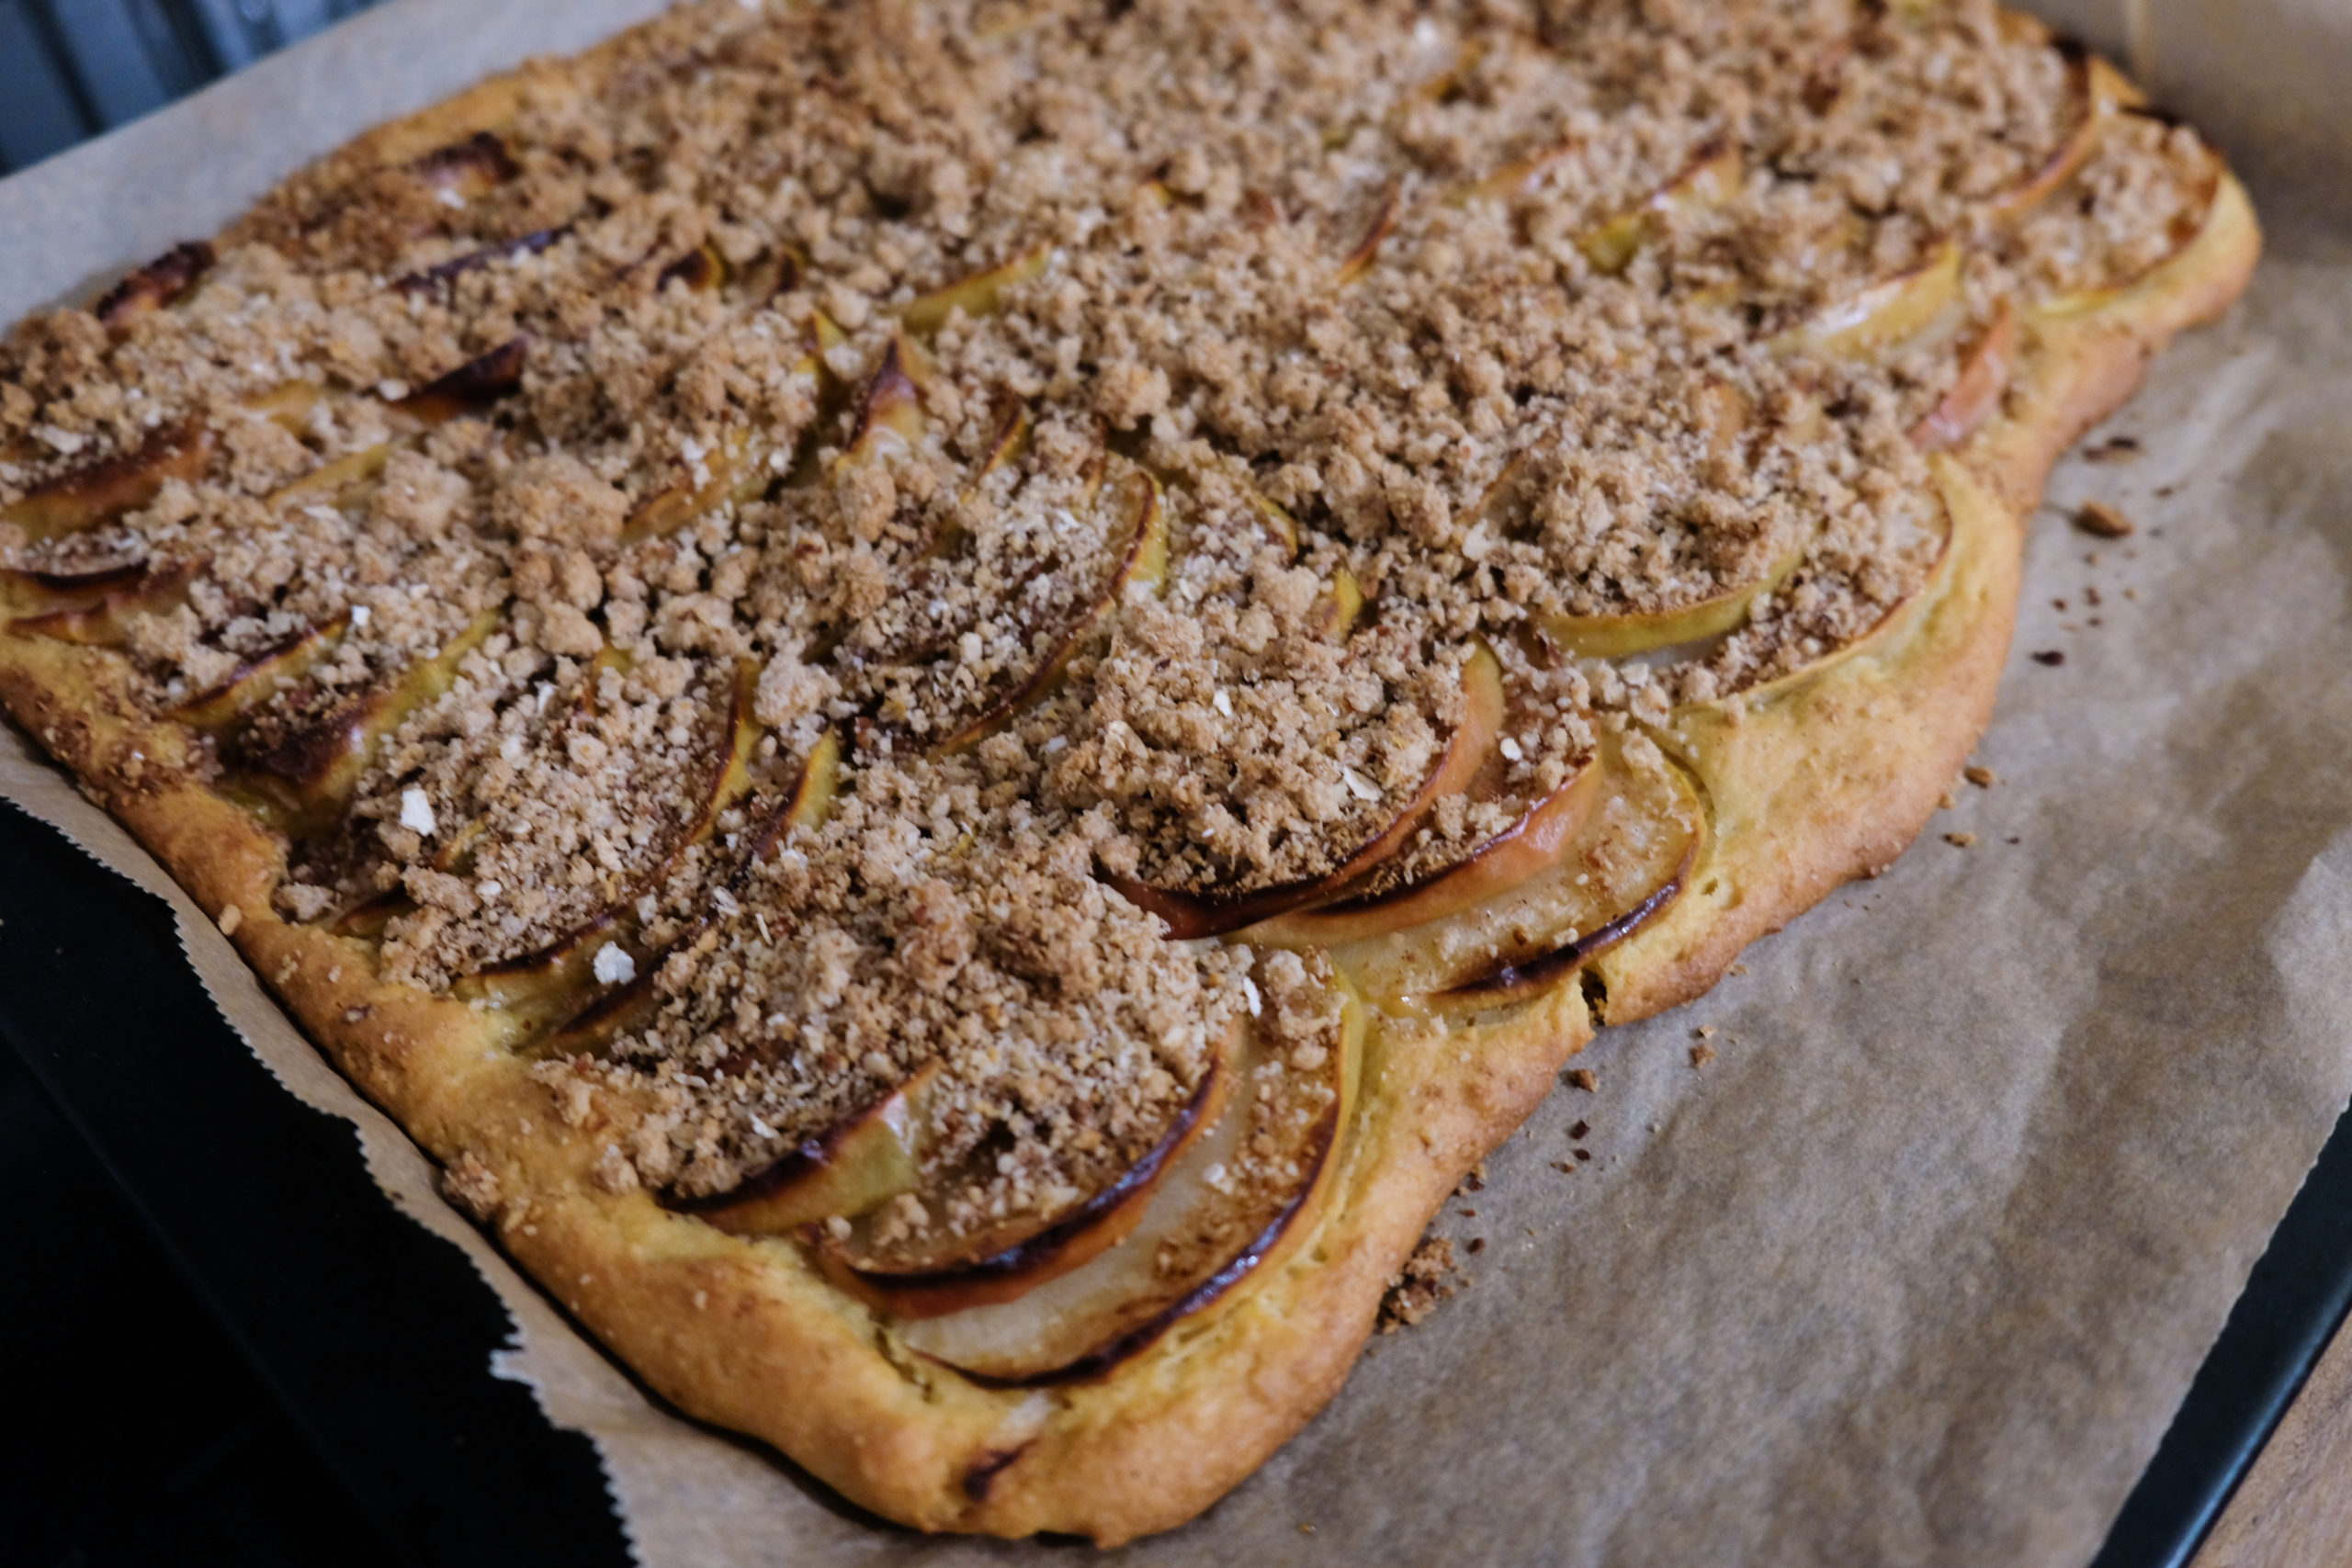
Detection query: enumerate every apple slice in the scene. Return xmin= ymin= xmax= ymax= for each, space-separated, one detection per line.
xmin=2029 ymin=155 xmax=2233 ymax=319
xmin=1246 ymin=485 xmax=1302 ymax=556
xmin=1448 ymin=141 xmax=1582 ymax=209
xmin=1102 ymin=640 xmax=1504 ymax=939
xmin=1688 ymin=470 xmax=1961 ymax=703
xmin=392 ymin=224 xmax=570 ymax=297
xmin=894 ymin=965 xmax=1363 ymax=1384
xmin=230 ymin=608 xmax=501 ymax=835
xmin=837 ymin=336 xmax=929 ymax=466
xmin=1306 ymin=731 xmax=1702 ymax=1006
xmin=1577 ymin=139 xmax=1741 ymax=276
xmin=2 ymin=423 xmax=213 ymax=543
xmin=1538 ymin=537 xmax=1807 ymax=660
xmin=390 ymin=335 xmax=530 ymax=428
xmin=411 ymin=130 xmax=519 ymax=200
xmin=1910 ymin=299 xmax=2018 ymax=451
xmin=452 ymin=660 xmax=759 ymax=1021
xmin=1773 ymin=240 xmax=1963 ymax=360
xmin=899 ymin=243 xmax=1051 ymax=336
xmin=266 ymin=442 xmax=397 ymax=511
xmin=327 ymin=889 xmax=409 ymax=941
xmin=655 ymin=241 xmax=729 ymax=295
xmin=624 ymin=425 xmax=770 ymax=545
xmin=821 ymin=1040 xmax=1234 ymax=1316
xmin=1310 ymin=561 xmax=1365 ymax=640
xmin=744 ymin=724 xmax=844 ymax=860
xmin=670 ymin=1068 xmax=941 ymax=1236
xmin=532 ymin=728 xmax=844 ymax=1059
xmin=95 ymin=241 xmax=213 ymax=332
xmin=2 ymin=558 xmax=162 ymax=623
xmin=1986 ymin=44 xmax=2142 ymax=227
xmin=1256 ymin=745 xmax=1604 ymax=946
xmin=626 ymin=313 xmax=848 ymax=541
xmin=261 ymin=340 xmax=527 ymax=511
xmin=169 ymin=611 xmax=353 ymax=729
xmin=9 ymin=558 xmax=201 ymax=645
xmin=1333 ymin=185 xmax=1399 ymax=288
xmin=933 ymin=463 xmax=1170 ymax=753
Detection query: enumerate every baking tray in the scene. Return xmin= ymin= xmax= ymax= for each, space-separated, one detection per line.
xmin=5 ymin=795 xmax=2349 ymax=1563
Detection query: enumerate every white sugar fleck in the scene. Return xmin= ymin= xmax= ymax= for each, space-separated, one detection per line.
xmin=1343 ymin=767 xmax=1379 ymax=802
xmin=592 ymin=944 xmax=637 ymax=986
xmin=399 ymin=787 xmax=437 ymax=835
xmin=1241 ymin=976 xmax=1262 ymax=1016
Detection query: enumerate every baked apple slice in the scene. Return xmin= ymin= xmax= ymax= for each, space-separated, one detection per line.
xmin=266 ymin=338 xmax=529 ymax=510
xmin=390 ymin=335 xmax=530 ymax=427
xmin=392 ymin=224 xmax=570 ymax=297
xmin=899 ymin=243 xmax=1051 ymax=336
xmin=1541 ymin=541 xmax=1807 ymax=660
xmin=1102 ymin=640 xmax=1504 ymax=939
xmin=1774 ymin=240 xmax=1963 ymax=360
xmin=838 ymin=336 xmax=929 ymax=465
xmin=893 ymin=961 xmax=1363 ymax=1384
xmin=0 ymin=559 xmax=154 ymax=622
xmin=412 ymin=130 xmax=520 ymax=200
xmin=8 ymin=558 xmax=201 ymax=645
xmin=452 ymin=659 xmax=760 ymax=1022
xmin=933 ymin=463 xmax=1170 ymax=753
xmin=655 ymin=240 xmax=729 ymax=295
xmin=1333 ymin=185 xmax=1399 ymax=288
xmin=1577 ymin=140 xmax=1742 ymax=275
xmin=533 ymin=728 xmax=844 ymax=1058
xmin=1910 ymin=299 xmax=2018 ymax=451
xmin=820 ymin=1042 xmax=1233 ymax=1316
xmin=671 ymin=1067 xmax=941 ymax=1236
xmin=229 ymin=608 xmax=502 ymax=834
xmin=1256 ymin=732 xmax=1605 ymax=946
xmin=1986 ymin=42 xmax=2141 ymax=227
xmin=1306 ymin=730 xmax=1702 ymax=1006
xmin=95 ymin=241 xmax=214 ymax=332
xmin=2029 ymin=152 xmax=2237 ymax=320
xmin=169 ymin=610 xmax=354 ymax=729
xmin=2 ymin=423 xmax=213 ymax=543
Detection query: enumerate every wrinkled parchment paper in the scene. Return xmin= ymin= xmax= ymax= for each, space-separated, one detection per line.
xmin=6 ymin=5 xmax=2352 ymax=1562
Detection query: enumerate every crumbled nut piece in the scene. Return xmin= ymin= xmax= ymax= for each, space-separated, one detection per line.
xmin=1964 ymin=764 xmax=2000 ymax=787
xmin=1377 ymin=1235 xmax=1464 ymax=1333
xmin=2075 ymin=501 xmax=2136 ymax=538
xmin=440 ymin=1150 xmax=504 ymax=1220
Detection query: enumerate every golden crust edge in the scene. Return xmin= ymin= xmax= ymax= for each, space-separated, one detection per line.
xmin=0 ymin=149 xmax=2261 ymax=1560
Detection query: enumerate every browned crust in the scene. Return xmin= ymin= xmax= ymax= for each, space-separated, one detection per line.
xmin=0 ymin=65 xmax=2261 ymax=1567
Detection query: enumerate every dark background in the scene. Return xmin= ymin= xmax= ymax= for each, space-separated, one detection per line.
xmin=0 ymin=0 xmax=382 ymax=175
xmin=6 ymin=7 xmax=2351 ymax=1565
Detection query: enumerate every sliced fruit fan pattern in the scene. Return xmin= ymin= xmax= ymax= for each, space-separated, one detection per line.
xmin=0 ymin=0 xmax=2226 ymax=1382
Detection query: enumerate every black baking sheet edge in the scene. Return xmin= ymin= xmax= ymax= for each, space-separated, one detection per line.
xmin=6 ymin=789 xmax=2352 ymax=1567
xmin=0 ymin=799 xmax=630 ymax=1568
xmin=2090 ymin=1084 xmax=2352 ymax=1564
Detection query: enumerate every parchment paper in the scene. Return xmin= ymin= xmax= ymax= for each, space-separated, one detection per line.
xmin=6 ymin=5 xmax=2351 ymax=1563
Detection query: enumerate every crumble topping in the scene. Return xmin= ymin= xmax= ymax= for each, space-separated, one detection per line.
xmin=1 ymin=0 xmax=2220 ymax=1224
